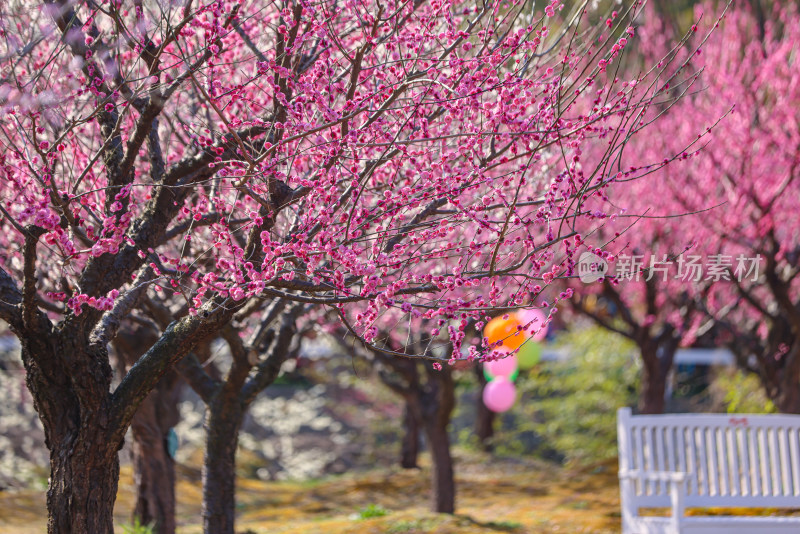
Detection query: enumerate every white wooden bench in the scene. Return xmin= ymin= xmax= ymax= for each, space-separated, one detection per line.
xmin=617 ymin=407 xmax=800 ymax=533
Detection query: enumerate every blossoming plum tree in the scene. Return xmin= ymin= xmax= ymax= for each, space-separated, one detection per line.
xmin=570 ymin=0 xmax=800 ymax=415
xmin=558 ymin=0 xmax=743 ymax=414
xmin=568 ymin=189 xmax=714 ymax=414
xmin=630 ymin=1 xmax=800 ymax=413
xmin=0 ymin=0 xmax=701 ymax=531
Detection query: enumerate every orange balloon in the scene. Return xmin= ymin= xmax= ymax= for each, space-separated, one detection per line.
xmin=483 ymin=314 xmax=525 ymax=351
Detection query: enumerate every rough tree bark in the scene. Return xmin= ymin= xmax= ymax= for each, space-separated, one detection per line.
xmin=42 ymin=390 xmax=121 ymax=534
xmin=11 ymin=287 xmax=240 ymax=534
xmin=202 ymin=390 xmax=244 ymax=534
xmin=46 ymin=426 xmax=120 ymax=534
xmin=16 ymin=309 xmax=122 ymax=534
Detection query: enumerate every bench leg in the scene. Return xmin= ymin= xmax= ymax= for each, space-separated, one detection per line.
xmin=669 ymin=478 xmax=685 ymax=534
xmin=620 ymin=479 xmax=637 ymax=533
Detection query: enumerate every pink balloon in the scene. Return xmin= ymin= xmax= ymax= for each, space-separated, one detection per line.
xmin=483 ymin=377 xmax=517 ymax=413
xmin=516 ymin=308 xmax=548 ymax=342
xmin=484 ymin=353 xmax=518 ymax=379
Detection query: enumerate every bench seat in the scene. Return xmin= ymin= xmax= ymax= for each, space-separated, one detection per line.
xmin=630 ymin=514 xmax=800 ymax=534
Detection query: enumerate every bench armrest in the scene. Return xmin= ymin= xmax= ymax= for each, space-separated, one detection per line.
xmin=619 ymin=469 xmax=687 ymax=532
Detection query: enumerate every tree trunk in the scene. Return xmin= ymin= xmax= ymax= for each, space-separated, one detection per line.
xmin=775 ymin=390 xmax=800 ymax=414
xmin=47 ymin=429 xmax=120 ymax=534
xmin=400 ymin=402 xmax=420 ymax=469
xmin=639 ymin=362 xmax=667 ymax=415
xmin=773 ymin=353 xmax=800 ymax=414
xmin=129 ymin=372 xmax=181 ymax=534
xmin=202 ymin=394 xmax=244 ymax=534
xmin=423 ymin=420 xmax=455 ymax=514
xmin=474 ymin=364 xmax=495 ymax=451
xmin=376 ymin=353 xmax=456 ymax=513
xmin=637 ymin=336 xmax=677 ymax=415
xmin=116 ymin=328 xmax=182 ymax=534
xmin=21 ymin=335 xmax=122 ymax=534
xmin=187 ymin=316 xmax=297 ymax=534
xmin=421 ymin=364 xmax=456 ymax=514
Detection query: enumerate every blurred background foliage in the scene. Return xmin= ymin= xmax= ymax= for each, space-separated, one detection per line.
xmin=453 ymin=327 xmax=639 ymax=466
xmin=498 ymin=327 xmax=638 ymax=466
xmin=708 ymin=368 xmax=776 ymax=414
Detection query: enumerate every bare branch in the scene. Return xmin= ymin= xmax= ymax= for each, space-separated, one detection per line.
xmin=177 ymin=352 xmax=220 ymax=404
xmin=0 ymin=266 xmax=23 ymax=332
xmin=90 ymin=265 xmax=155 ymax=348
xmin=240 ymin=308 xmax=299 ymax=405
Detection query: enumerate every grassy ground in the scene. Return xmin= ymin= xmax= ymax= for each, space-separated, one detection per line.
xmin=0 ymin=449 xmax=622 ymax=534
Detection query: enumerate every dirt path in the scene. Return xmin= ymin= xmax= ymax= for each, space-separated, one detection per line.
xmin=0 ymin=451 xmax=621 ymax=533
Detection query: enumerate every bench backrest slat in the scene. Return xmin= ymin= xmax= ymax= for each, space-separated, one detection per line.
xmin=757 ymin=426 xmax=768 ymax=494
xmin=747 ymin=426 xmax=759 ymax=495
xmin=618 ymin=408 xmax=800 ymax=508
xmin=769 ymin=428 xmax=780 ymax=495
xmin=675 ymin=426 xmax=685 ymax=488
xmin=738 ymin=426 xmax=751 ymax=496
xmin=685 ymin=427 xmax=697 ymax=496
